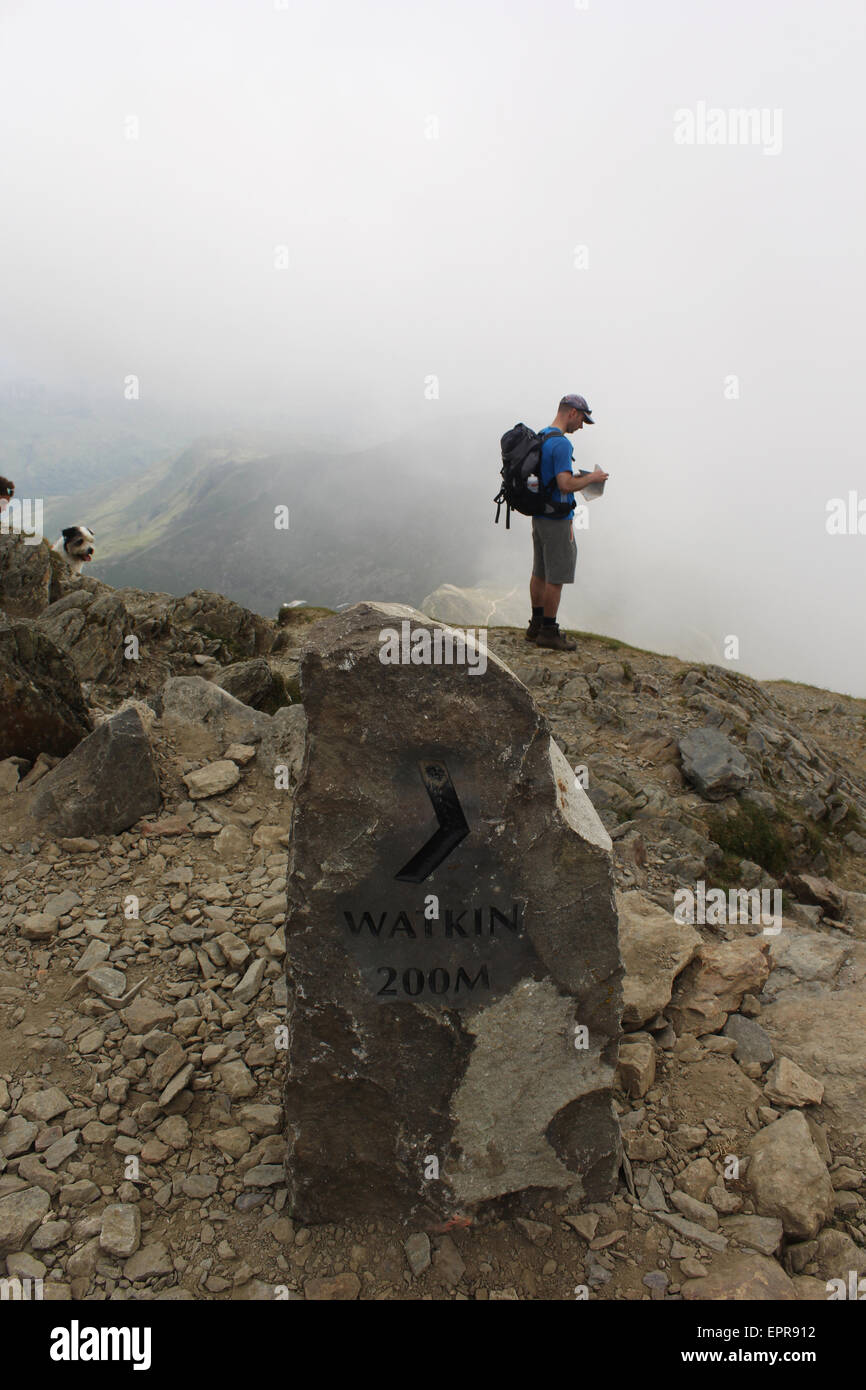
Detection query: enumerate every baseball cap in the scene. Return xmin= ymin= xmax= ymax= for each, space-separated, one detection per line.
xmin=560 ymin=393 xmax=595 ymax=422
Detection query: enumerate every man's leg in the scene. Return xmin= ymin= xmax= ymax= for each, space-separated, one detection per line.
xmin=527 ymin=525 xmax=545 ymax=641
xmin=535 ymin=521 xmax=577 ymax=650
xmin=542 ymin=581 xmax=562 ymax=620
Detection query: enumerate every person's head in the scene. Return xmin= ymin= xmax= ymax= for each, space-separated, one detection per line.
xmin=0 ymin=477 xmax=13 ymax=512
xmin=554 ymin=394 xmax=595 ymax=433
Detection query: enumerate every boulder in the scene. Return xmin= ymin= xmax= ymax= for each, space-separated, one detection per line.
xmin=722 ymin=1013 xmax=775 ymax=1066
xmin=617 ymin=890 xmax=700 ymax=1026
xmin=0 ymin=615 xmax=91 ymax=760
xmin=0 ymin=1186 xmax=51 ymax=1253
xmin=183 ymin=760 xmax=240 ymax=800
xmin=768 ymin=928 xmax=849 ymax=986
xmin=259 ymin=704 xmax=307 ymax=788
xmin=681 ymin=1251 xmax=796 ymax=1300
xmin=38 ymin=589 xmax=133 ymax=685
xmin=284 ymin=602 xmax=622 ymax=1222
xmin=785 ymin=873 xmax=846 ymax=918
xmin=760 ymin=981 xmax=866 ymax=1138
xmin=617 ymin=1039 xmax=655 ymax=1098
xmin=763 ymin=1056 xmax=824 ymax=1108
xmin=0 ymin=532 xmax=61 ymax=616
xmin=746 ymin=1110 xmax=835 ymax=1239
xmin=168 ymin=590 xmax=274 ymax=658
xmin=159 ymin=676 xmax=271 ymax=747
xmin=719 ymin=1214 xmax=784 ymax=1256
xmin=668 ymin=939 xmax=771 ymax=1035
xmin=678 ymin=726 xmax=751 ymax=800
xmin=214 ymin=659 xmax=288 ymax=713
xmin=30 ymin=706 xmax=161 ymax=836
xmin=99 ymin=1204 xmax=141 ymax=1258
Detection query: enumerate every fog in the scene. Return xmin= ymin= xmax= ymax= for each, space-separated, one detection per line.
xmin=2 ymin=0 xmax=865 ymax=694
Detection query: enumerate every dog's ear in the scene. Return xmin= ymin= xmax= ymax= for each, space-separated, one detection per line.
xmin=61 ymin=527 xmax=78 ymax=539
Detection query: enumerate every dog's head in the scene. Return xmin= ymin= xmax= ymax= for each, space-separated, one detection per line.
xmin=61 ymin=525 xmax=96 ymax=564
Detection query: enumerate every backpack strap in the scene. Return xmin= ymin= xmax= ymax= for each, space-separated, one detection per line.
xmin=537 ymin=427 xmax=566 ymax=496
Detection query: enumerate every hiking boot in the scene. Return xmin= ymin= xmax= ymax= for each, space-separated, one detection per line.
xmin=525 ymin=614 xmax=543 ymax=642
xmin=535 ymin=625 xmax=577 ymax=652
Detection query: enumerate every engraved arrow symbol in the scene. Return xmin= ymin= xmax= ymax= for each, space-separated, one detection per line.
xmin=394 ymin=760 xmax=470 ymax=883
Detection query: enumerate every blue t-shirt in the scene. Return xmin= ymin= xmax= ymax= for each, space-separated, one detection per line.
xmin=537 ymin=428 xmax=574 ymax=519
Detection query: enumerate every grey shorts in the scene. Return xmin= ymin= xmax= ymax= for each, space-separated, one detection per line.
xmin=531 ymin=517 xmax=577 ymax=584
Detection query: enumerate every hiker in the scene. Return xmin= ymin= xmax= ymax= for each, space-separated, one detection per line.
xmin=0 ymin=477 xmax=14 ymax=517
xmin=527 ymin=394 xmax=608 ymax=651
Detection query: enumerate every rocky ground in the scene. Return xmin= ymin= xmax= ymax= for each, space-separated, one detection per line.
xmin=1 ymin=531 xmax=865 ymax=1301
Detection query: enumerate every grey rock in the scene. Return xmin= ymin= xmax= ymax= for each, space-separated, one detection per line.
xmin=85 ymin=966 xmax=127 ymax=999
xmin=0 ymin=531 xmax=60 ymax=617
xmin=157 ymin=1063 xmax=194 ymax=1108
xmin=617 ymin=890 xmax=700 ymax=1026
xmin=38 ymin=589 xmax=134 ymax=686
xmin=120 ymin=996 xmax=176 ymax=1033
xmin=746 ymin=1111 xmax=834 ymax=1239
xmin=768 ymin=928 xmax=849 ymax=984
xmin=73 ymin=938 xmax=111 ymax=974
xmin=242 ymin=1164 xmax=284 ymax=1188
xmin=720 ymin=1214 xmax=783 ymax=1256
xmin=284 ymin=602 xmax=622 ymax=1223
xmin=167 ymin=590 xmax=274 ymax=660
xmin=678 ymin=726 xmax=751 ymax=800
xmin=181 ymin=1174 xmax=218 ymax=1198
xmin=671 ymin=1190 xmax=720 ymax=1230
xmin=31 ymin=707 xmax=161 ymax=836
xmin=160 ymin=676 xmax=271 ymax=746
xmin=16 ymin=1088 xmax=70 ymax=1122
xmin=99 ymin=1204 xmax=141 ymax=1257
xmin=42 ymin=1132 xmax=79 ymax=1169
xmin=681 ymin=1251 xmax=796 ymax=1300
xmin=0 ymin=614 xmax=91 ymax=761
xmin=0 ymin=1116 xmax=38 ymax=1157
xmin=183 ymin=759 xmax=241 ymax=800
xmin=43 ymin=889 xmax=81 ymax=918
xmin=149 ymin=1041 xmax=188 ymax=1091
xmin=18 ymin=912 xmax=58 ymax=941
xmin=723 ymin=1014 xmax=775 ymax=1067
xmin=0 ymin=758 xmax=22 ymax=791
xmin=124 ymin=1242 xmax=173 ymax=1280
xmin=233 ymin=957 xmax=266 ymax=1004
xmin=215 ymin=659 xmax=287 ymax=713
xmin=404 ymin=1231 xmax=431 ymax=1276
xmin=653 ymin=1211 xmax=728 ymax=1253
xmin=215 ymin=1061 xmax=256 ymax=1099
xmin=30 ymin=1219 xmax=70 ymax=1250
xmin=60 ymin=1179 xmax=100 ymax=1206
xmin=433 ymin=1234 xmax=466 ymax=1287
xmin=259 ymin=704 xmax=307 ymax=788
xmin=0 ymin=1186 xmax=51 ymax=1252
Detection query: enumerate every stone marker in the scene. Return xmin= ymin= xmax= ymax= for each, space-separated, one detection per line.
xmin=284 ymin=602 xmax=622 ymax=1222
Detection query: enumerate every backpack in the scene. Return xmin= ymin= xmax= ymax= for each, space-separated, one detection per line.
xmin=494 ymin=424 xmax=574 ymax=528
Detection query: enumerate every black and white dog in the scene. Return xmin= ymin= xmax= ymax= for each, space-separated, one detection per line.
xmin=52 ymin=525 xmax=96 ymax=575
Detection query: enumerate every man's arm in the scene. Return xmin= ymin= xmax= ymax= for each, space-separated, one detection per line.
xmin=557 ymin=468 xmax=609 ymax=494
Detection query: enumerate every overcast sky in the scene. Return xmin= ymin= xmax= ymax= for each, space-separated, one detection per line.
xmin=1 ymin=0 xmax=865 ymax=694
